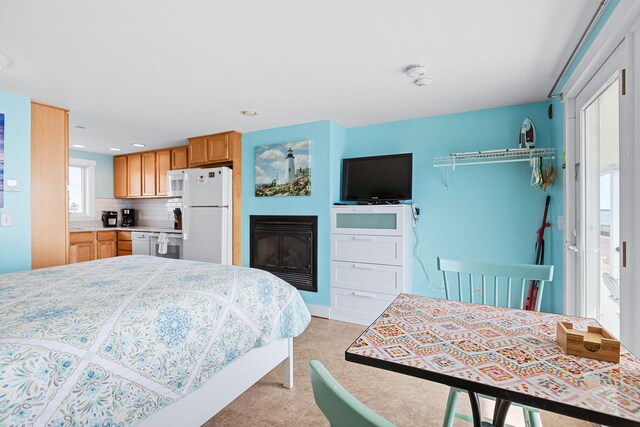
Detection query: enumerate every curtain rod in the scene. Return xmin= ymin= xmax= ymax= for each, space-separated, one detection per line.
xmin=548 ymin=0 xmax=609 ymax=99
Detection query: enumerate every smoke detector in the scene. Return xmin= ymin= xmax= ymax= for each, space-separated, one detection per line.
xmin=414 ymin=77 xmax=433 ymax=87
xmin=405 ymin=64 xmax=427 ymax=79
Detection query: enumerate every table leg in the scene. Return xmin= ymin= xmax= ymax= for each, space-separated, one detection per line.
xmin=467 ymin=391 xmax=513 ymax=427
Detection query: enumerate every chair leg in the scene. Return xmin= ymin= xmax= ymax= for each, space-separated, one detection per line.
xmin=442 ymin=388 xmax=461 ymax=427
xmin=523 ymin=408 xmax=531 ymax=427
xmin=528 ymin=409 xmax=542 ymax=427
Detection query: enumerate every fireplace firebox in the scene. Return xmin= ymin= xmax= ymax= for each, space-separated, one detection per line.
xmin=250 ymin=215 xmax=317 ymax=293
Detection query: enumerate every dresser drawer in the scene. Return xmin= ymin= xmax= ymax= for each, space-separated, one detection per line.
xmin=330 ymin=288 xmax=396 ymax=325
xmin=331 ymin=206 xmax=409 ymax=236
xmin=331 ymin=235 xmax=403 ymax=265
xmin=331 ymin=261 xmax=403 ymax=295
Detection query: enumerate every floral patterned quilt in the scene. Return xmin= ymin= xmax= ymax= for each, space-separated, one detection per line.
xmin=0 ymin=255 xmax=311 ymax=426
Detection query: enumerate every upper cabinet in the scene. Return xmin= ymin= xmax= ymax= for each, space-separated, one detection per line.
xmin=127 ymin=154 xmax=142 ymax=197
xmin=188 ymin=131 xmax=235 ymax=167
xmin=114 ymin=146 xmax=188 ymax=199
xmin=171 ymin=146 xmax=188 ymax=170
xmin=141 ymin=152 xmax=156 ymax=196
xmin=156 ymin=150 xmax=171 ymax=196
xmin=114 ymin=156 xmax=128 ymax=198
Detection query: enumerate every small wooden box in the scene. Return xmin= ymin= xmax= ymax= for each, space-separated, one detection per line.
xmin=557 ymin=321 xmax=620 ymax=363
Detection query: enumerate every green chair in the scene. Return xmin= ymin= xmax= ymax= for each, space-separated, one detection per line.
xmin=309 ymin=360 xmax=396 ymax=427
xmin=437 ymin=257 xmax=554 ymax=427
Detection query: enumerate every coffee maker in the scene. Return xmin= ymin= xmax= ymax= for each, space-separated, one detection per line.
xmin=121 ymin=209 xmax=135 ymax=227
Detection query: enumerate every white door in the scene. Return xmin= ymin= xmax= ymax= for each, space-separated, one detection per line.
xmin=568 ymin=40 xmax=636 ymax=354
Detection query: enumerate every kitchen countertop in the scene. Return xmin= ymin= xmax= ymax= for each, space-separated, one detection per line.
xmin=69 ymin=226 xmax=182 ymax=234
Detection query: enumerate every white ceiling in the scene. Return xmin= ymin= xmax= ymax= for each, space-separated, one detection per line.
xmin=0 ymin=0 xmax=597 ymax=154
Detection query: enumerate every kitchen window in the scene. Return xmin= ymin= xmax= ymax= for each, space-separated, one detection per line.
xmin=69 ymin=158 xmax=96 ymax=221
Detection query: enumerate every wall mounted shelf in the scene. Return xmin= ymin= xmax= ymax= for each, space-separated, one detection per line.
xmin=433 ymin=147 xmax=555 ymax=188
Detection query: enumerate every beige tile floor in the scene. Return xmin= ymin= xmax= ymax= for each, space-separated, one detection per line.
xmin=205 ymin=317 xmax=594 ymax=427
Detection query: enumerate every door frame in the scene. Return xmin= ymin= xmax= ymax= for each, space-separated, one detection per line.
xmin=562 ymin=3 xmax=640 ymax=355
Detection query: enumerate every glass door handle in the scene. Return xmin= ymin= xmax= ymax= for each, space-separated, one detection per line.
xmin=567 ymin=244 xmax=579 ymax=252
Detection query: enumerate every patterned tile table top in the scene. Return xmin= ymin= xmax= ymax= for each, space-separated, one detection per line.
xmin=346 ymin=293 xmax=640 ymax=425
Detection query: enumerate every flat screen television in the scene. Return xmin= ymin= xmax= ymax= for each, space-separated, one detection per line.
xmin=341 ymin=153 xmax=413 ymax=203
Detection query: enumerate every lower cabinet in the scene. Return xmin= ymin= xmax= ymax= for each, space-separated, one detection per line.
xmin=117 ymin=231 xmax=132 ymax=256
xmin=96 ymin=231 xmax=117 ymax=259
xmin=69 ymin=231 xmax=118 ymax=264
xmin=68 ymin=232 xmax=96 ymax=264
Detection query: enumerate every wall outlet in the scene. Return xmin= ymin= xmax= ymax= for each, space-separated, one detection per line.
xmin=1 ymin=212 xmax=13 ymax=227
xmin=474 ymin=283 xmax=482 ymax=296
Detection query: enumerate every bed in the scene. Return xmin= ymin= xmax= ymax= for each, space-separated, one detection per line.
xmin=0 ymin=255 xmax=311 ymax=426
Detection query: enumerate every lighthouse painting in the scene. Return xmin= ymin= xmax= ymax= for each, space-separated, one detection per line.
xmin=255 ymin=140 xmax=311 ymax=197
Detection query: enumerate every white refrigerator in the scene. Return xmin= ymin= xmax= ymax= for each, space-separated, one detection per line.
xmin=181 ymin=167 xmax=232 ymax=264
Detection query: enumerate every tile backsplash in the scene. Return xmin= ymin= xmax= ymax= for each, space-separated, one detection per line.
xmin=70 ymin=197 xmax=181 ymax=229
xmin=129 ymin=198 xmax=182 ymax=227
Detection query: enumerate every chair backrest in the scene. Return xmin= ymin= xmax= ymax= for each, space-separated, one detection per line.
xmin=436 ymin=257 xmax=554 ymax=311
xmin=308 ymin=360 xmax=396 ymax=427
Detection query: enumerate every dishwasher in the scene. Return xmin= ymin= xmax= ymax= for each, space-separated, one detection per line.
xmin=132 ymin=232 xmax=151 ymax=255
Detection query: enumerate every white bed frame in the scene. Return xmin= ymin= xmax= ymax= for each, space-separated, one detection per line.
xmin=139 ymin=337 xmax=294 ymax=426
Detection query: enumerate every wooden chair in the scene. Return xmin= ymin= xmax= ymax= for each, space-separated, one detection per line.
xmin=436 ymin=257 xmax=554 ymax=427
xmin=309 ymin=360 xmax=396 ymax=427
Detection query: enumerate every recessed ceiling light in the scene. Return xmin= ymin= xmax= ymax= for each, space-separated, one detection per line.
xmin=0 ymin=53 xmax=10 ymax=70
xmin=71 ymin=144 xmax=85 ymax=148
xmin=414 ymin=77 xmax=433 ymax=87
xmin=405 ymin=64 xmax=427 ymax=79
xmin=240 ymin=110 xmax=258 ymax=117
xmin=74 ymin=125 xmax=86 ymax=131
xmin=109 ymin=148 xmax=122 ymax=152
xmin=132 ymin=143 xmax=146 ymax=147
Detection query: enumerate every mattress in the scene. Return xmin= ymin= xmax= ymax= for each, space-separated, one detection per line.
xmin=0 ymin=255 xmax=310 ymax=426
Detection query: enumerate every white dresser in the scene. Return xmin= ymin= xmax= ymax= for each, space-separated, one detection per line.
xmin=330 ymin=205 xmax=414 ymax=325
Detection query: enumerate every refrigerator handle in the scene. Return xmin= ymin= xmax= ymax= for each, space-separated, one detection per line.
xmin=182 ymin=172 xmax=189 ymax=207
xmin=182 ymin=206 xmax=189 ymax=240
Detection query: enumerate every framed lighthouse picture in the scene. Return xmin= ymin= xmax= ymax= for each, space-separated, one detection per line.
xmin=255 ymin=140 xmax=311 ymax=197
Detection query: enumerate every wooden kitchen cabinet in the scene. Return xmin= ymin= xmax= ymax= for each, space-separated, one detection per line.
xmin=156 ymin=150 xmax=171 ymax=196
xmin=31 ymin=102 xmax=69 ymax=269
xmin=127 ymin=154 xmax=142 ymax=197
xmin=188 ymin=136 xmax=208 ymax=166
xmin=114 ymin=156 xmax=128 ymax=198
xmin=68 ymin=232 xmax=95 ymax=264
xmin=96 ymin=231 xmax=117 ymax=259
xmin=188 ymin=131 xmax=233 ymax=167
xmin=117 ymin=231 xmax=132 ymax=256
xmin=171 ymin=146 xmax=188 ymax=170
xmin=142 ymin=152 xmax=157 ymax=196
xmin=206 ymin=133 xmax=230 ymax=163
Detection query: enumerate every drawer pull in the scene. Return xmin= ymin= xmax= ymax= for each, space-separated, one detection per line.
xmin=352 ymin=236 xmax=375 ymax=241
xmin=352 ymin=291 xmax=377 ymax=298
xmin=351 ymin=264 xmax=376 ymax=270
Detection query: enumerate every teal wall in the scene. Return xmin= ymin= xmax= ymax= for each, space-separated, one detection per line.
xmin=0 ymin=91 xmax=31 ymax=274
xmin=241 ymin=103 xmax=565 ymax=313
xmin=69 ymin=149 xmax=115 ymax=198
xmin=345 ymin=101 xmax=563 ymax=313
xmin=329 ymin=121 xmax=347 ymax=203
xmin=242 ymin=121 xmax=334 ymax=307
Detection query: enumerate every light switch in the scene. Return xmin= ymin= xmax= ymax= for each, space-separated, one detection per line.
xmin=0 ymin=212 xmax=13 ymax=227
xmin=5 ymin=178 xmax=22 ymax=192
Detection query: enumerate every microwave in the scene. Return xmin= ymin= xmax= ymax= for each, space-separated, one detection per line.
xmin=167 ymin=170 xmax=185 ymax=197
